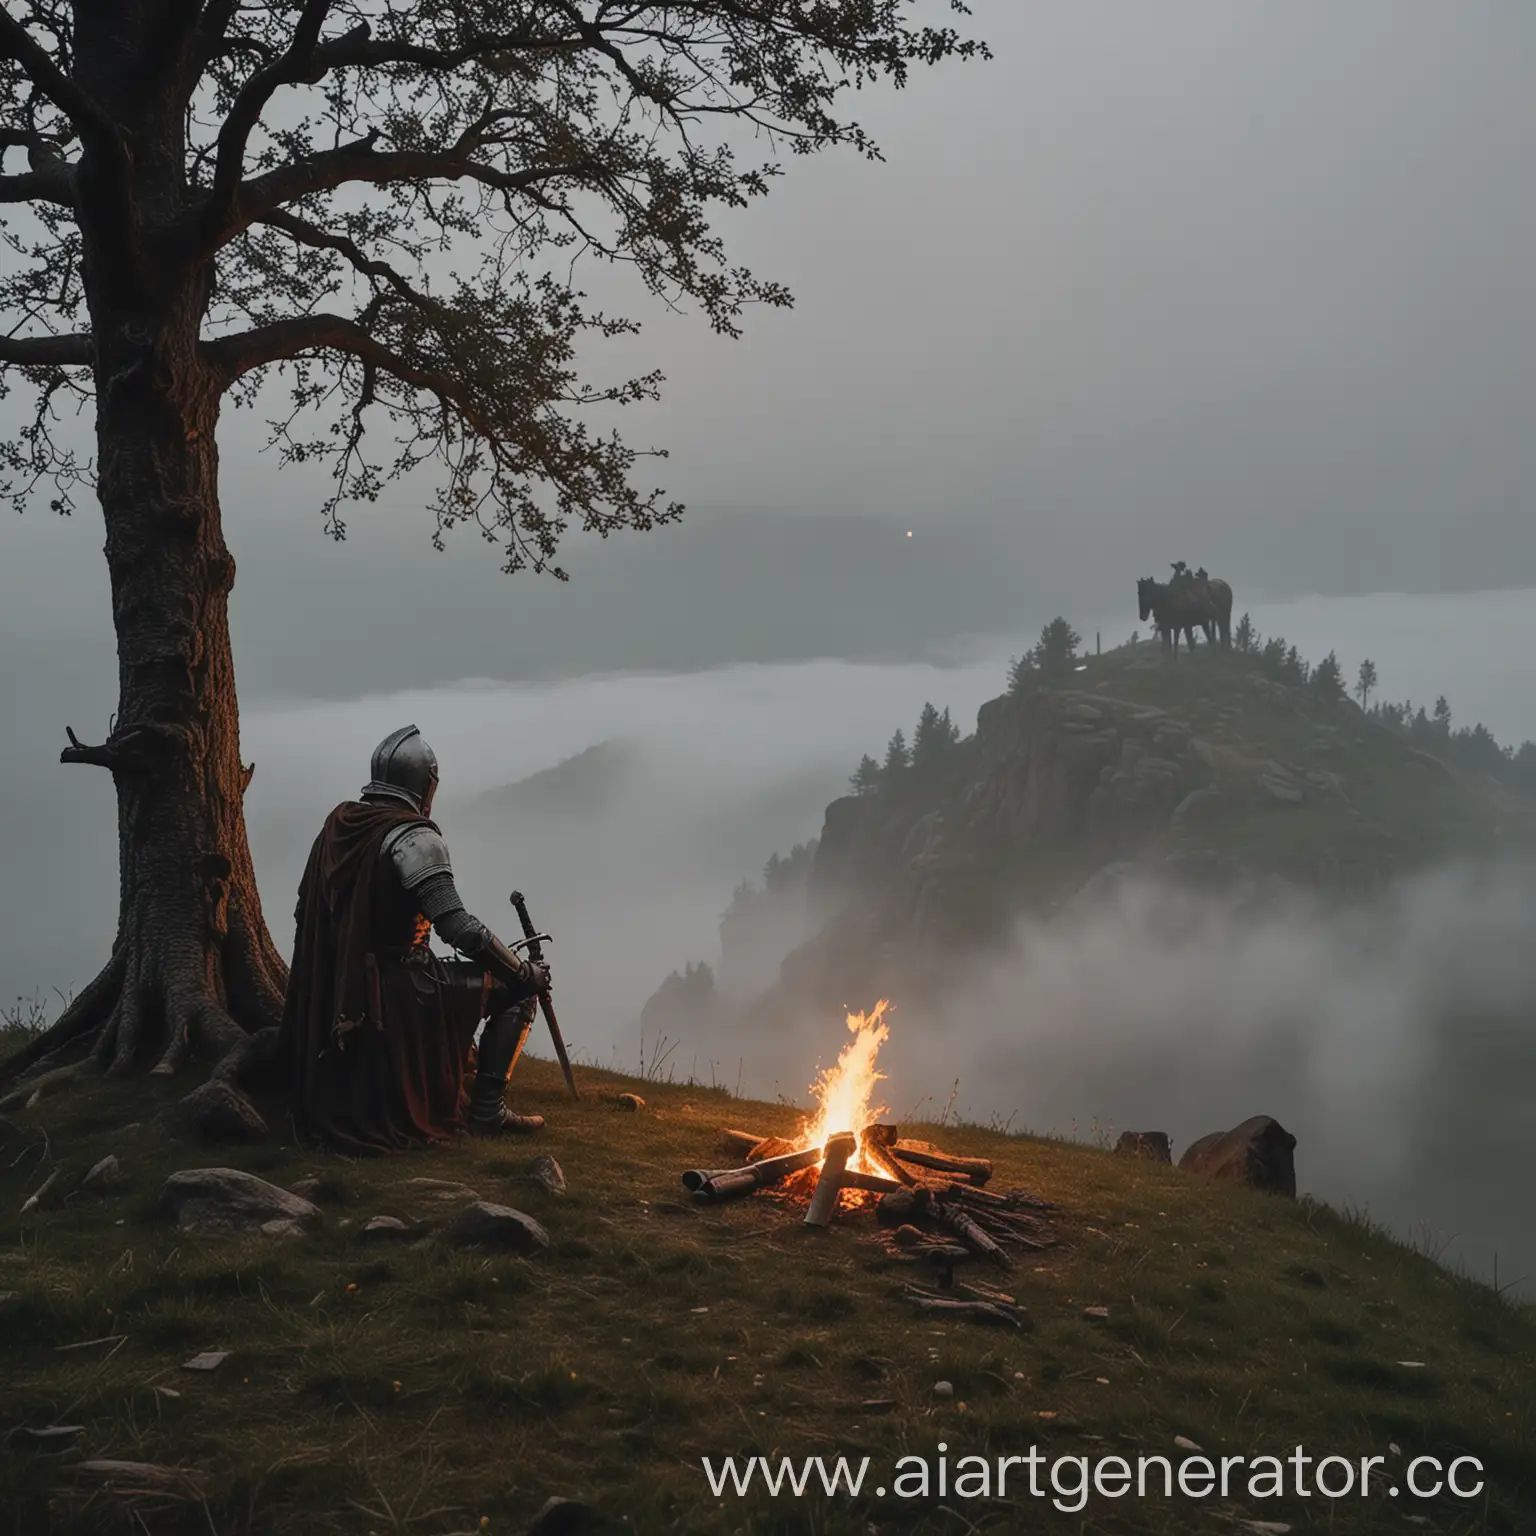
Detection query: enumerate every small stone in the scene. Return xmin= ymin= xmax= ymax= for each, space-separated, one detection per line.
xmin=1083 ymin=1305 xmax=1110 ymax=1320
xmin=441 ymin=1200 xmax=550 ymax=1253
xmin=157 ymin=1168 xmax=321 ymax=1236
xmin=526 ymin=1496 xmax=596 ymax=1536
xmin=22 ymin=1425 xmax=83 ymax=1441
xmin=181 ymin=1351 xmax=231 ymax=1372
xmin=289 ymin=1176 xmax=322 ymax=1198
xmin=82 ymin=1155 xmax=124 ymax=1192
xmin=528 ymin=1154 xmax=567 ymax=1195
xmin=260 ymin=1218 xmax=304 ymax=1239
xmin=1174 ymin=1435 xmax=1203 ymax=1452
xmin=891 ymin=1224 xmax=926 ymax=1248
xmin=179 ymin=1080 xmax=267 ymax=1144
xmin=361 ymin=1215 xmax=411 ymax=1239
xmin=932 ymin=1380 xmax=955 ymax=1399
xmin=614 ymin=1093 xmax=644 ymax=1112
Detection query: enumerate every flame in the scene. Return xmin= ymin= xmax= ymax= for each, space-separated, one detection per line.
xmin=799 ymin=1000 xmax=892 ymax=1172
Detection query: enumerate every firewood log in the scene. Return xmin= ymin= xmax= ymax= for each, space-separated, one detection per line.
xmin=938 ymin=1202 xmax=1014 ymax=1269
xmin=860 ymin=1129 xmax=918 ymax=1188
xmin=717 ymin=1129 xmax=769 ymax=1157
xmin=804 ymin=1133 xmax=858 ymax=1227
xmin=891 ymin=1143 xmax=993 ymax=1185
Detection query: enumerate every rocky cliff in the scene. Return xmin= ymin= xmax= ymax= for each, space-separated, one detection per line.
xmin=761 ymin=642 xmax=1536 ymax=1013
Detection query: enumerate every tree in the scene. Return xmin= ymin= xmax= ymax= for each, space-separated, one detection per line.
xmin=1433 ymin=696 xmax=1453 ymax=736
xmin=882 ymin=729 xmax=910 ymax=778
xmin=1356 ymin=658 xmax=1378 ymax=709
xmin=1031 ymin=616 xmax=1082 ymax=681
xmin=911 ymin=701 xmax=953 ymax=777
xmin=1007 ymin=652 xmax=1035 ymax=695
xmin=1282 ymin=645 xmax=1309 ymax=686
xmin=0 ymin=2 xmax=982 ymax=1084
xmin=1233 ymin=612 xmax=1257 ymax=654
xmin=1310 ymin=650 xmax=1345 ymax=702
xmin=848 ymin=755 xmax=881 ymax=797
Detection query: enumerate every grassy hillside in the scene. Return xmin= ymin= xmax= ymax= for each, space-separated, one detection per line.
xmin=2 ymin=1057 xmax=1532 ymax=1535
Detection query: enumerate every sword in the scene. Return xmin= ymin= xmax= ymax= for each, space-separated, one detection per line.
xmin=509 ymin=890 xmax=580 ymax=1099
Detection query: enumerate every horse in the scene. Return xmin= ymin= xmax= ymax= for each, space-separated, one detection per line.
xmin=1138 ymin=574 xmax=1235 ymax=656
xmin=1137 ymin=577 xmax=1204 ymax=660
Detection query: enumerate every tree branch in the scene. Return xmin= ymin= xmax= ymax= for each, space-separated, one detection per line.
xmin=204 ymin=0 xmax=334 ymax=231
xmin=0 ymin=10 xmax=120 ymax=152
xmin=221 ymin=141 xmax=592 ymax=244
xmin=255 ymin=208 xmax=433 ymax=309
xmin=0 ymin=332 xmax=92 ymax=366
xmin=0 ymin=163 xmax=74 ymax=205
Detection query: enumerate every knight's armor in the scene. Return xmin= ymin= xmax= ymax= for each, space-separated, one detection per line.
xmin=362 ymin=725 xmax=545 ymax=1134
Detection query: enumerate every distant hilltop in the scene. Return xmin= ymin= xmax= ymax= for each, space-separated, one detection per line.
xmin=647 ymin=626 xmax=1536 ymax=1027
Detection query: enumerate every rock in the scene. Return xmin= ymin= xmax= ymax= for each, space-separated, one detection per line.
xmin=361 ymin=1215 xmax=411 ymax=1239
xmin=181 ymin=1350 xmax=231 ymax=1371
xmin=1170 ymin=787 xmax=1223 ymax=834
xmin=179 ymin=1079 xmax=268 ymax=1143
xmin=289 ymin=1176 xmax=322 ymax=1198
xmin=932 ymin=1380 xmax=955 ymax=1399
xmin=526 ymin=1496 xmax=596 ymax=1536
xmin=1179 ymin=1116 xmax=1297 ymax=1197
xmin=1083 ymin=1305 xmax=1110 ymax=1320
xmin=1113 ymin=1131 xmax=1172 ymax=1164
xmin=260 ymin=1218 xmax=304 ymax=1239
xmin=81 ymin=1155 xmax=124 ymax=1192
xmin=528 ymin=1154 xmax=567 ymax=1195
xmin=19 ymin=1168 xmax=63 ymax=1214
xmin=441 ymin=1200 xmax=550 ymax=1253
xmin=157 ymin=1167 xmax=321 ymax=1235
xmin=1304 ymin=768 xmax=1346 ymax=798
xmin=1255 ymin=761 xmax=1304 ymax=807
xmin=614 ymin=1093 xmax=644 ymax=1112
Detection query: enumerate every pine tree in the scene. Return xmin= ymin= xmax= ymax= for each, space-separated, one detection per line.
xmin=938 ymin=707 xmax=961 ymax=746
xmin=1356 ymin=658 xmax=1378 ymax=709
xmin=1007 ymin=653 xmax=1036 ymax=695
xmin=1031 ymin=617 xmax=1082 ymax=681
xmin=882 ymin=729 xmax=910 ymax=777
xmin=1311 ymin=651 xmax=1346 ymax=701
xmin=1233 ymin=613 xmax=1257 ymax=653
xmin=1282 ymin=645 xmax=1309 ymax=686
xmin=849 ymin=755 xmax=882 ymax=796
xmin=912 ymin=702 xmax=954 ymax=777
xmin=1433 ymin=696 xmax=1452 ymax=736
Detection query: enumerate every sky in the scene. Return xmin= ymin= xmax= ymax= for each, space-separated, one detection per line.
xmin=1 ymin=2 xmax=1534 ymax=1287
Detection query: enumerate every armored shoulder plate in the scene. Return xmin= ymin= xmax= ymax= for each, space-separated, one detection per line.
xmin=381 ymin=823 xmax=453 ymax=890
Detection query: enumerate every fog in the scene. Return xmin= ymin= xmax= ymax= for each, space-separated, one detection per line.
xmin=707 ymin=866 xmax=1536 ymax=1297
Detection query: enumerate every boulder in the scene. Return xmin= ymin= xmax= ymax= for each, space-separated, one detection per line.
xmin=441 ymin=1200 xmax=550 ymax=1253
xmin=526 ymin=1497 xmax=596 ymax=1536
xmin=179 ymin=1080 xmax=268 ymax=1143
xmin=1114 ymin=1131 xmax=1172 ymax=1164
xmin=1179 ymin=1116 xmax=1297 ymax=1197
xmin=157 ymin=1167 xmax=321 ymax=1235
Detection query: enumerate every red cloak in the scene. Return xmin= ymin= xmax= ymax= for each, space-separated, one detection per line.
xmin=279 ymin=799 xmax=479 ymax=1154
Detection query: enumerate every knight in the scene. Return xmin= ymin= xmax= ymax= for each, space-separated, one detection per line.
xmin=279 ymin=724 xmax=550 ymax=1153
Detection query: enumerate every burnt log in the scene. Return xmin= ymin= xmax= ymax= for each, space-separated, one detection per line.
xmin=717 ymin=1129 xmax=770 ymax=1158
xmin=876 ymin=1186 xmax=933 ymax=1226
xmin=804 ymin=1133 xmax=858 ymax=1228
xmin=938 ymin=1202 xmax=1014 ymax=1269
xmin=685 ymin=1145 xmax=821 ymax=1202
xmin=860 ymin=1129 xmax=918 ymax=1187
xmin=841 ymin=1169 xmax=905 ymax=1195
xmin=891 ymin=1142 xmax=993 ymax=1185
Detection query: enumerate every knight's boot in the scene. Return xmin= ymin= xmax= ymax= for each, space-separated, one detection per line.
xmin=468 ymin=999 xmax=545 ymax=1134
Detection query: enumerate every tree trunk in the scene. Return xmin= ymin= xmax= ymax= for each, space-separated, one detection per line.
xmin=4 ymin=310 xmax=288 ymax=1081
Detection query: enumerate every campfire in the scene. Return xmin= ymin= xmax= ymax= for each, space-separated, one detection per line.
xmin=679 ymin=1002 xmax=1060 ymax=1319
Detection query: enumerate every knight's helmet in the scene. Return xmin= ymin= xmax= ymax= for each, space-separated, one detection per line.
xmin=362 ymin=725 xmax=439 ymax=815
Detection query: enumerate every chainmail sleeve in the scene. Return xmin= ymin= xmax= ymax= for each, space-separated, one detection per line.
xmin=413 ymin=870 xmax=494 ymax=958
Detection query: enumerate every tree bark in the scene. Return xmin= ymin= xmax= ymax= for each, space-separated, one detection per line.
xmin=6 ymin=309 xmax=287 ymax=1082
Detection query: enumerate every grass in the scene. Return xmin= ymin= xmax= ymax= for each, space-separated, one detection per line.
xmin=1 ymin=1057 xmax=1532 ymax=1535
